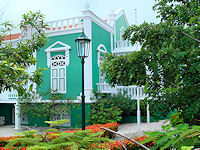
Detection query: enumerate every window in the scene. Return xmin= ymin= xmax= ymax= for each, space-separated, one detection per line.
xmin=51 ymin=55 xmax=66 ymax=93
xmin=120 ymin=26 xmax=125 ymax=41
xmin=99 ymin=54 xmax=106 ymax=83
xmin=97 ymin=44 xmax=107 ymax=83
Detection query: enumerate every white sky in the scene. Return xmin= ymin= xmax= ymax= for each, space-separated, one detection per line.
xmin=1 ymin=0 xmax=159 ymax=32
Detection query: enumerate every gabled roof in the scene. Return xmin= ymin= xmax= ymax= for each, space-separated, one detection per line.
xmin=3 ymin=33 xmax=21 ymax=41
xmin=114 ymin=8 xmax=129 ymax=26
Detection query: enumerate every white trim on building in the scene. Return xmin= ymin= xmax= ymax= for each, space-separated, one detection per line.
xmin=114 ymin=8 xmax=129 ymax=26
xmin=45 ymin=41 xmax=71 ymax=68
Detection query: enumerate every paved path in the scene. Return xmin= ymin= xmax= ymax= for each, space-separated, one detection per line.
xmin=117 ymin=120 xmax=169 ymax=138
xmin=0 ymin=120 xmax=169 ymax=137
xmin=0 ymin=125 xmax=27 ymax=137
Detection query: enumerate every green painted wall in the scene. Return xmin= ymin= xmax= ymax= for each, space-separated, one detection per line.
xmin=92 ymin=22 xmax=112 ymax=90
xmin=28 ymin=114 xmax=48 ymax=127
xmin=113 ymin=34 xmax=115 ymax=50
xmin=25 ymin=103 xmax=90 ymax=128
xmin=0 ymin=104 xmax=13 ymax=124
xmin=37 ymin=33 xmax=82 ymax=100
xmin=115 ymin=15 xmax=128 ymax=41
xmin=71 ymin=104 xmax=90 ymax=128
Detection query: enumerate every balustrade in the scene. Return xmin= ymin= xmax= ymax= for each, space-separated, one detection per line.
xmin=46 ymin=17 xmax=83 ymax=32
xmin=97 ymin=83 xmax=147 ymax=99
xmin=115 ymin=40 xmax=130 ymax=48
xmin=0 ymin=90 xmax=18 ymax=100
xmin=114 ymin=40 xmax=140 ymax=55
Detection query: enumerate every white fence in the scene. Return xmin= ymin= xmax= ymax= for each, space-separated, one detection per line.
xmin=46 ymin=17 xmax=83 ymax=32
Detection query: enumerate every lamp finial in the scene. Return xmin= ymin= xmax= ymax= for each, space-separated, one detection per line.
xmin=85 ymin=1 xmax=90 ymax=10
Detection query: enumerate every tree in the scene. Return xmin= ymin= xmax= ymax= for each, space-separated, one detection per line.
xmin=20 ymin=90 xmax=72 ymax=122
xmin=101 ymin=0 xmax=200 ymax=124
xmin=0 ymin=11 xmax=47 ymax=95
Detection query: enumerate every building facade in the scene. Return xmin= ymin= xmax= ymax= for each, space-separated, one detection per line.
xmin=0 ymin=7 xmax=141 ymax=129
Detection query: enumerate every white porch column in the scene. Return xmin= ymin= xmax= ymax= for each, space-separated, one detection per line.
xmin=14 ymin=102 xmax=21 ymax=129
xmin=147 ymin=103 xmax=150 ymax=124
xmin=137 ymin=88 xmax=141 ymax=132
xmin=82 ymin=9 xmax=93 ymax=103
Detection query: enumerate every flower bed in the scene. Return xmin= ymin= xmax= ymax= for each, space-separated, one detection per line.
xmin=88 ymin=136 xmax=154 ymax=150
xmin=63 ymin=122 xmax=119 ymax=138
xmin=0 ymin=123 xmax=154 ymax=149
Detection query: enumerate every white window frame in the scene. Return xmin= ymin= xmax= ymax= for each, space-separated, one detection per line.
xmin=51 ymin=55 xmax=66 ymax=93
xmin=45 ymin=41 xmax=71 ymax=68
xmin=45 ymin=41 xmax=71 ymax=94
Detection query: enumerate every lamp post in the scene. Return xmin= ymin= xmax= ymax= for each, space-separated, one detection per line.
xmin=75 ymin=31 xmax=91 ymax=130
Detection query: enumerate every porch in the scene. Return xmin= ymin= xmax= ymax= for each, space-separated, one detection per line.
xmin=96 ymin=83 xmax=150 ymax=131
xmin=96 ymin=83 xmax=147 ymax=100
xmin=113 ymin=40 xmax=140 ymax=55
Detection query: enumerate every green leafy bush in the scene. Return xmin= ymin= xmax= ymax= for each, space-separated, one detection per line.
xmin=90 ymin=91 xmax=139 ymax=124
xmin=142 ymin=123 xmax=200 ymax=149
xmin=169 ymin=111 xmax=184 ymax=126
xmin=107 ymin=93 xmax=136 ymax=115
xmin=90 ymin=98 xmax=122 ymax=124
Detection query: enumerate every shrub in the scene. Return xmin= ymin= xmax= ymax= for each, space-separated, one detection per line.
xmin=88 ymin=136 xmax=155 ymax=150
xmin=142 ymin=123 xmax=200 ymax=149
xmin=90 ymin=98 xmax=122 ymax=124
xmin=169 ymin=111 xmax=184 ymax=126
xmin=106 ymin=93 xmax=136 ymax=115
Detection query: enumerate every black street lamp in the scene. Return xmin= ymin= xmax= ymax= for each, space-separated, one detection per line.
xmin=75 ymin=31 xmax=91 ymax=130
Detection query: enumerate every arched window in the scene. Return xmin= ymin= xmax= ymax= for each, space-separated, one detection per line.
xmin=97 ymin=44 xmax=107 ymax=83
xmin=51 ymin=55 xmax=66 ymax=93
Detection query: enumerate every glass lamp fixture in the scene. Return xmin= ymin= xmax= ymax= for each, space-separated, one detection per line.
xmin=75 ymin=31 xmax=91 ymax=58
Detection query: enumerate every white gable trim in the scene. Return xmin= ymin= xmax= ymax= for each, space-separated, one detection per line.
xmin=114 ymin=8 xmax=129 ymax=26
xmin=82 ymin=10 xmax=113 ymax=34
xmin=45 ymin=41 xmax=71 ymax=67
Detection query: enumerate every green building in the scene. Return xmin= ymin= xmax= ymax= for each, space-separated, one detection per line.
xmin=0 ymin=7 xmax=140 ymax=129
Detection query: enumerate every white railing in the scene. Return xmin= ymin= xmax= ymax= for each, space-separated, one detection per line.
xmin=46 ymin=17 xmax=83 ymax=32
xmin=117 ymin=85 xmax=147 ymax=99
xmin=96 ymin=83 xmax=147 ymax=99
xmin=115 ymin=40 xmax=131 ymax=48
xmin=114 ymin=40 xmax=140 ymax=55
xmin=0 ymin=90 xmax=18 ymax=100
xmin=96 ymin=83 xmax=117 ymax=94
